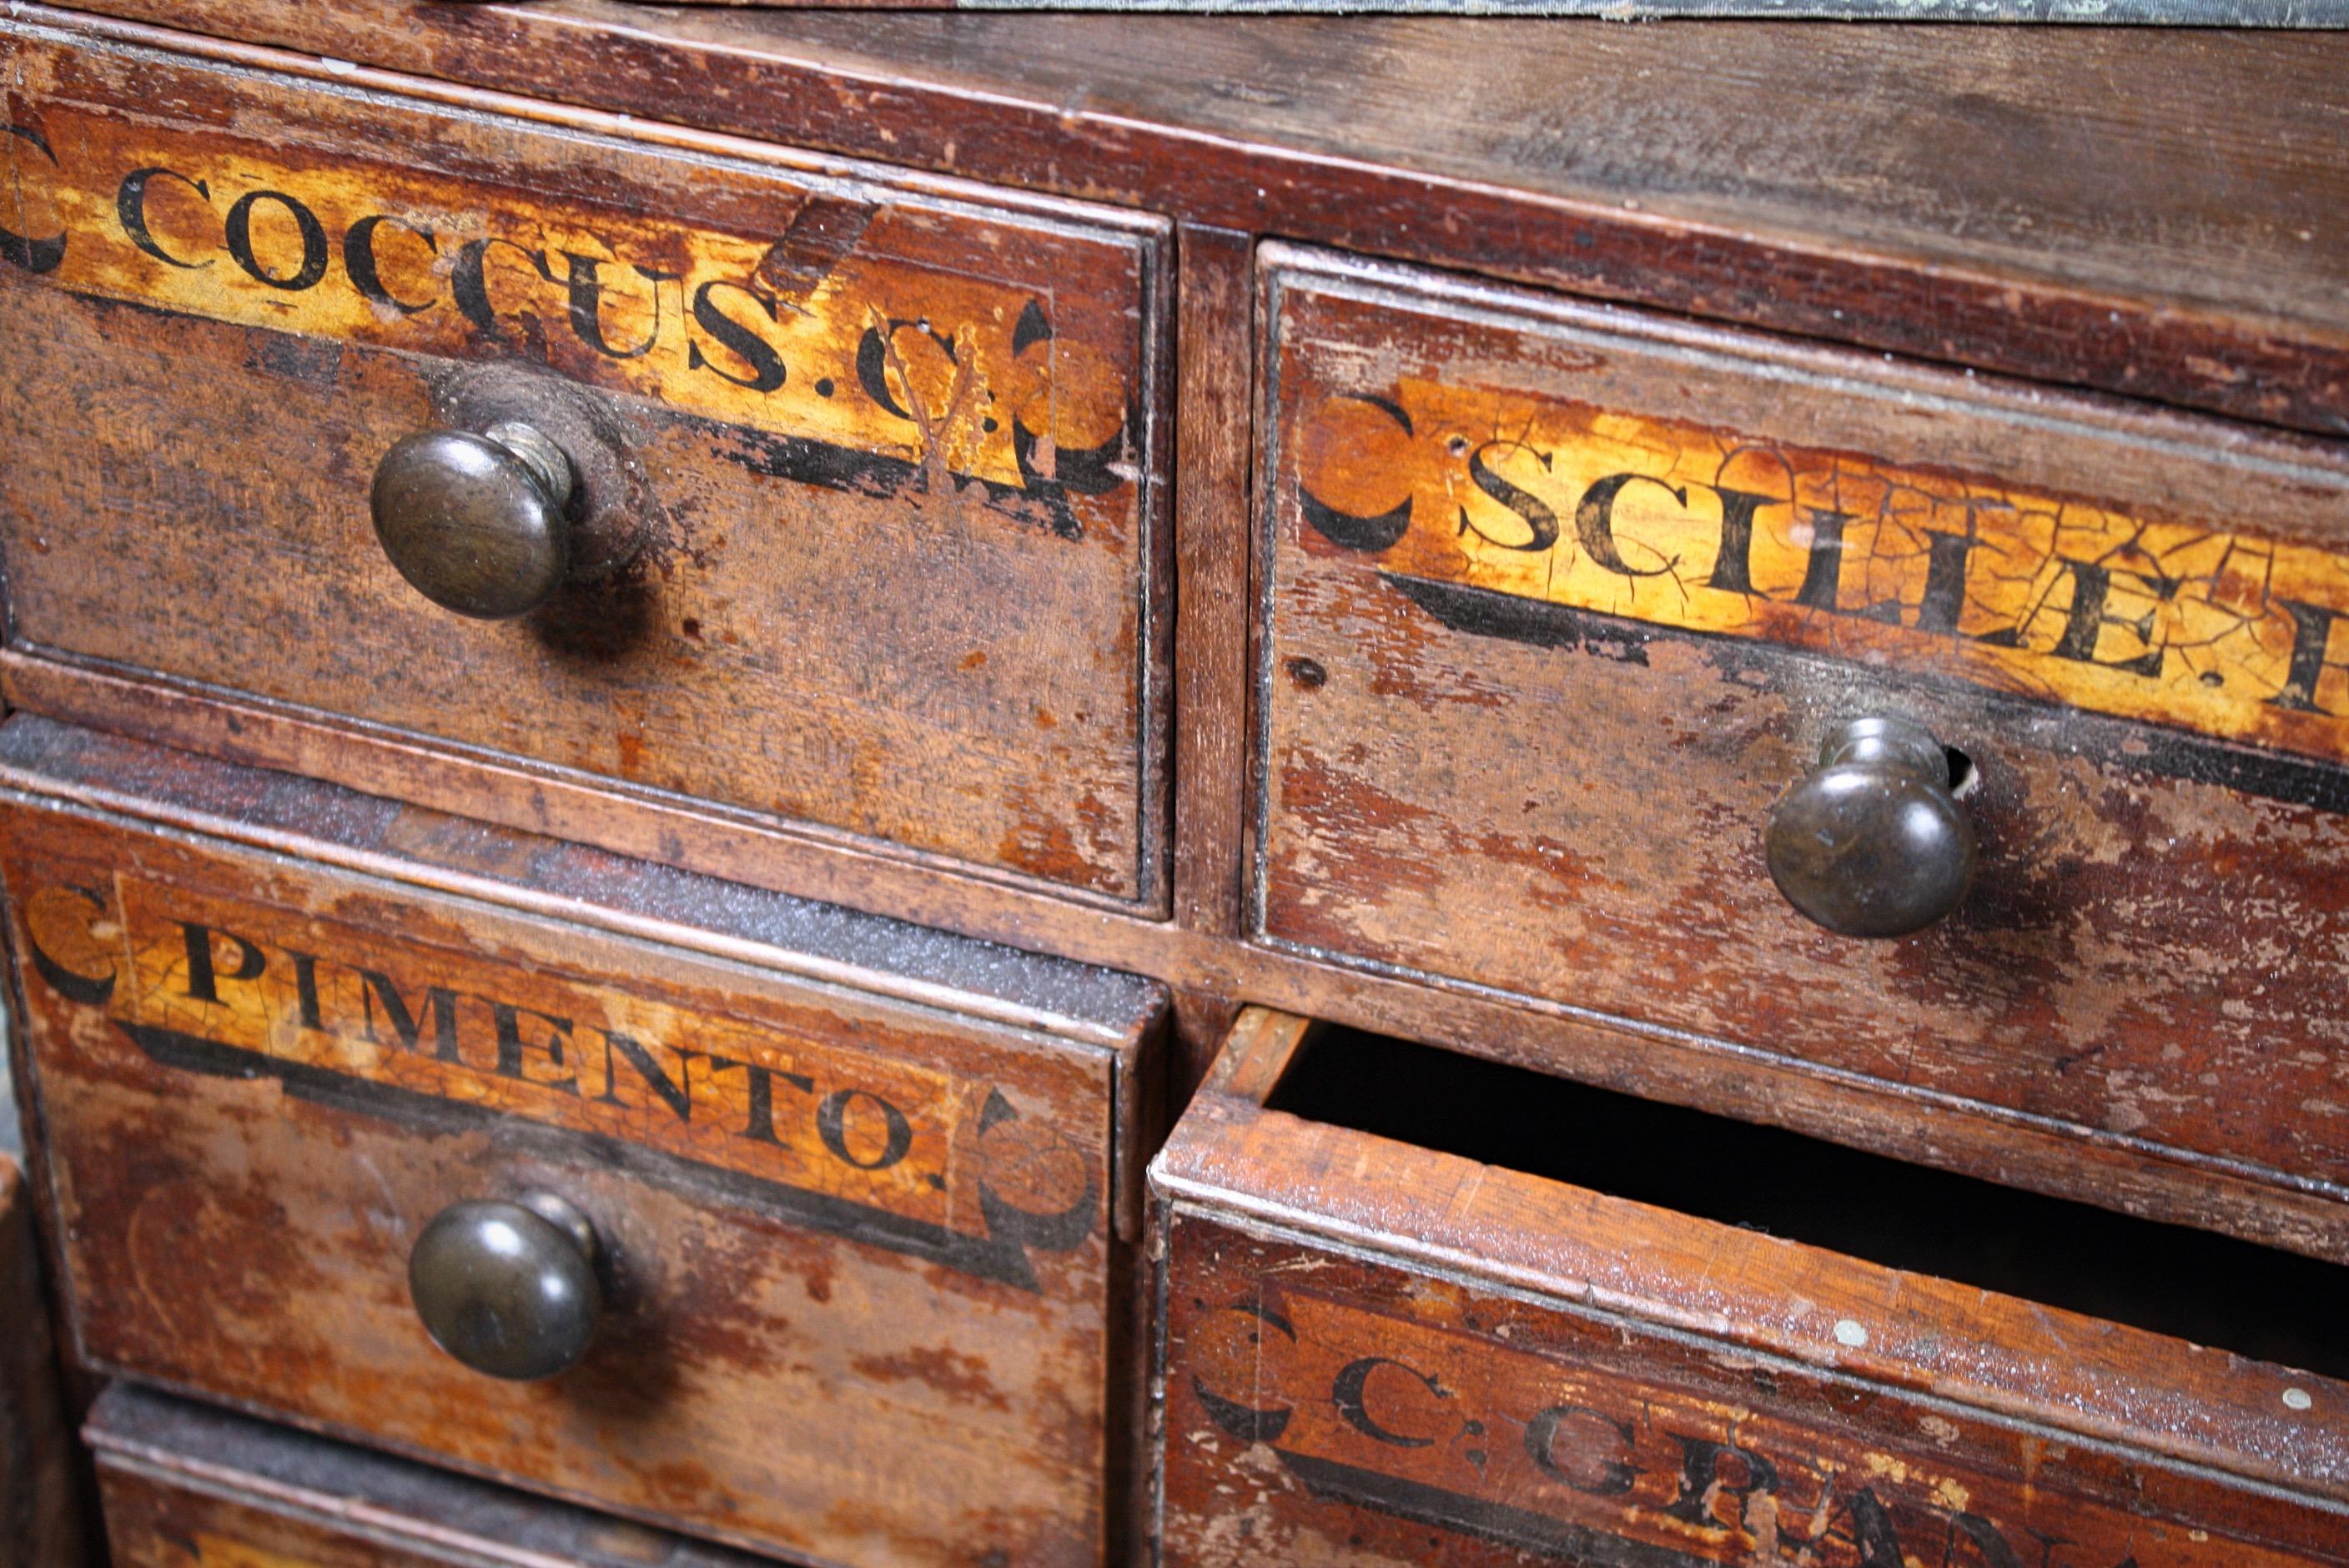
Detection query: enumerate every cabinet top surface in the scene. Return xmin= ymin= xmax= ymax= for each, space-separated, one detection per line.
xmin=532 ymin=7 xmax=2349 ymax=338
xmin=20 ymin=3 xmax=2349 ymax=435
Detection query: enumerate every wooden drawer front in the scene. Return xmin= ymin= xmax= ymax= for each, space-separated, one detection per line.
xmin=2 ymin=720 xmax=1164 ymax=1568
xmin=90 ymin=1386 xmax=772 ymax=1568
xmin=1256 ymin=244 xmax=2349 ymax=1228
xmin=1152 ymin=1012 xmax=2349 ymax=1568
xmin=0 ymin=21 xmax=1168 ymax=908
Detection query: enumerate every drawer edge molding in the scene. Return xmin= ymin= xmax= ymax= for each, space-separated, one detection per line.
xmin=85 ymin=1385 xmax=777 ymax=1568
xmin=1153 ymin=1008 xmax=2349 ymax=1508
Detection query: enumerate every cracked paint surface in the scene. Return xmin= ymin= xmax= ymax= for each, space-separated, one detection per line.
xmin=13 ymin=865 xmax=1102 ymax=1255
xmin=1255 ymin=262 xmax=2349 ymax=1221
xmin=1291 ymin=378 xmax=2349 ymax=767
xmin=9 ymin=799 xmax=1129 ymax=1568
xmin=0 ymin=93 xmax=1135 ymax=500
xmin=0 ymin=34 xmax=1167 ymax=904
xmin=1161 ymin=1214 xmax=2348 ymax=1568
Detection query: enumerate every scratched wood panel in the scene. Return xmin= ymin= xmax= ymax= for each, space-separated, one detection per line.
xmin=0 ymin=722 xmax=1164 ymax=1568
xmin=1159 ymin=1215 xmax=2349 ymax=1568
xmin=89 ymin=1387 xmax=775 ymax=1568
xmin=0 ymin=23 xmax=1168 ymax=907
xmin=1255 ymin=246 xmax=2349 ymax=1221
xmin=1 ymin=1159 xmax=83 ymax=1568
xmin=28 ymin=6 xmax=2349 ymax=442
xmin=1151 ymin=1019 xmax=2349 ymax=1568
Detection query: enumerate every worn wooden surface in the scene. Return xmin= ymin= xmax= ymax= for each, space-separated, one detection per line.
xmin=0 ymin=22 xmax=1170 ymax=908
xmin=23 ymin=3 xmax=2349 ymax=440
xmin=1194 ymin=1004 xmax=1308 ymax=1103
xmin=13 ymin=653 xmax=2346 ymax=1267
xmin=1152 ymin=1010 xmax=2349 ymax=1567
xmin=1160 ymin=1210 xmax=2349 ymax=1568
xmin=0 ymin=1159 xmax=84 ymax=1568
xmin=89 ymin=1386 xmax=774 ymax=1568
xmin=1256 ymin=249 xmax=2349 ymax=1219
xmin=0 ymin=719 xmax=1164 ymax=1568
xmin=1270 ymin=273 xmax=2349 ymax=766
xmin=1169 ymin=225 xmax=1255 ymax=944
xmin=0 ymin=4 xmax=2344 ymax=1269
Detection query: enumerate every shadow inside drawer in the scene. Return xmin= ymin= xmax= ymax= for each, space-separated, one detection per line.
xmin=1268 ymin=1028 xmax=2349 ymax=1381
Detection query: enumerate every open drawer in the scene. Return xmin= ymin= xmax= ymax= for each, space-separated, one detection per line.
xmin=1151 ymin=1010 xmax=2349 ymax=1566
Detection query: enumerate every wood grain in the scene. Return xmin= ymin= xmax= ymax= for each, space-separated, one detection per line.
xmin=0 ymin=23 xmax=1171 ymax=907
xmin=1169 ymin=225 xmax=1255 ymax=940
xmin=1195 ymin=1004 xmax=1307 ymax=1103
xmin=3 ymin=2 xmax=2346 ymax=1279
xmin=1256 ymin=249 xmax=2349 ymax=1213
xmin=1153 ymin=1011 xmax=2349 ymax=1567
xmin=18 ymin=3 xmax=2347 ymax=438
xmin=0 ymin=720 xmax=1165 ymax=1568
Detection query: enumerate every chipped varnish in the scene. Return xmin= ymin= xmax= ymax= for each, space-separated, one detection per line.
xmin=2 ymin=722 xmax=1166 ymax=1568
xmin=1152 ymin=1009 xmax=2349 ymax=1567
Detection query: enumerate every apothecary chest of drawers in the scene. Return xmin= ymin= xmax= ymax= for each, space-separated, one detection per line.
xmin=2 ymin=6 xmax=2345 ymax=1567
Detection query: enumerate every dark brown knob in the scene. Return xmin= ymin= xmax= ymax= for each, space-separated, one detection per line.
xmin=1765 ymin=716 xmax=1975 ymax=939
xmin=370 ymin=421 xmax=576 ymax=619
xmin=408 ymin=1194 xmax=601 ymax=1381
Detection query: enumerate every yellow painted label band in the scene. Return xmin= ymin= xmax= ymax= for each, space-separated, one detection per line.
xmin=15 ymin=872 xmax=1099 ymax=1254
xmin=1290 ymin=380 xmax=2349 ymax=765
xmin=3 ymin=103 xmax=1134 ymax=496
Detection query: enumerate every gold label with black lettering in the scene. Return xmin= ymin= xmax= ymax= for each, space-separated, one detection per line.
xmin=15 ymin=868 xmax=1097 ymax=1289
xmin=0 ymin=93 xmax=1134 ymax=520
xmin=1287 ymin=380 xmax=2349 ymax=766
xmin=1180 ymin=1285 xmax=2293 ymax=1568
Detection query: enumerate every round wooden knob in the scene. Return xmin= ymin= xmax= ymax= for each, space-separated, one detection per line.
xmin=408 ymin=1194 xmax=601 ymax=1380
xmin=1765 ymin=716 xmax=1975 ymax=939
xmin=370 ymin=421 xmax=576 ymax=619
